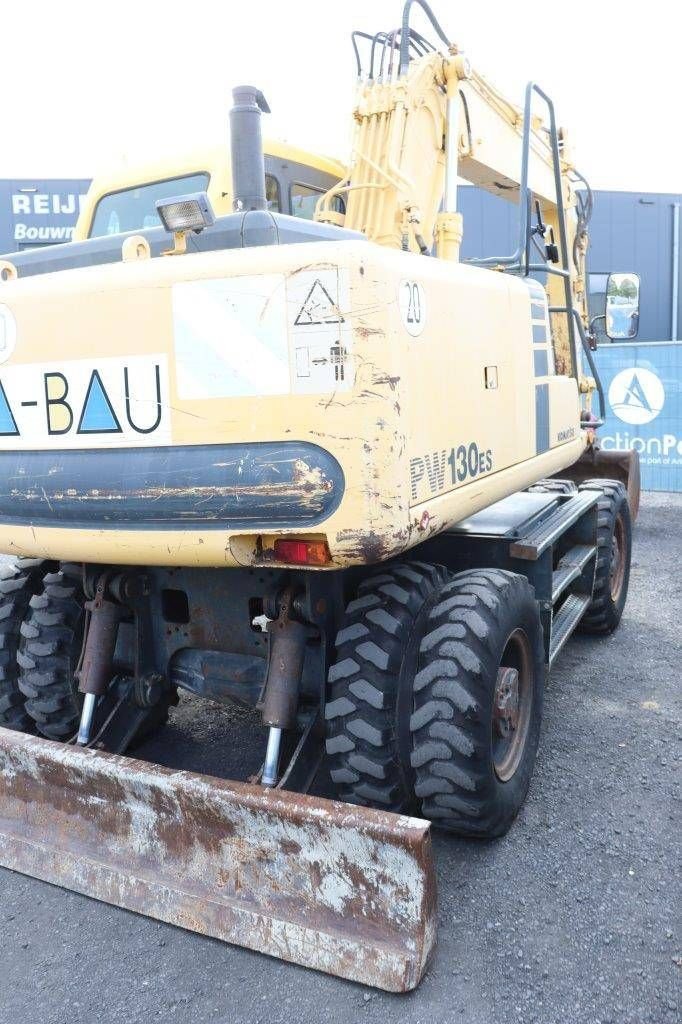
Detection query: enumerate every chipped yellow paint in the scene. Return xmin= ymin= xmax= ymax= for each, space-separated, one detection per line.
xmin=0 ymin=237 xmax=586 ymax=567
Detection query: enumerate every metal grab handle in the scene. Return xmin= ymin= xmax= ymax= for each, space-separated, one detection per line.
xmin=549 ymin=305 xmax=606 ymax=420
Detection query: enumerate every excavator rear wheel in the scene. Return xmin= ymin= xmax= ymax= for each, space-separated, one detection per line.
xmin=326 ymin=565 xmax=544 ymax=838
xmin=18 ymin=569 xmax=177 ymax=745
xmin=410 ymin=569 xmax=544 ymax=838
xmin=0 ymin=559 xmax=53 ymax=731
xmin=326 ymin=561 xmax=453 ymax=814
xmin=18 ymin=570 xmax=87 ymax=740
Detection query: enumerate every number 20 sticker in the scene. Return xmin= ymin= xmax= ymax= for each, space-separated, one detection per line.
xmin=398 ymin=280 xmax=426 ymax=337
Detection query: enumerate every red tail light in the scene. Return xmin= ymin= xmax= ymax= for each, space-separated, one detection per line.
xmin=273 ymin=539 xmax=331 ymax=566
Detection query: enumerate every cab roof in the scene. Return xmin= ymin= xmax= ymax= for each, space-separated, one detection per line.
xmin=74 ymin=140 xmax=346 ymax=241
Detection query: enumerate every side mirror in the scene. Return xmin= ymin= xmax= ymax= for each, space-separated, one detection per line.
xmin=605 ymin=272 xmax=640 ymax=340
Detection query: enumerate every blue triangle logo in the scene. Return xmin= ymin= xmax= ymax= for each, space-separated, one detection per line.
xmin=0 ymin=380 xmax=19 ymax=436
xmin=77 ymin=371 xmax=122 ymax=434
xmin=623 ymin=373 xmax=651 ymax=412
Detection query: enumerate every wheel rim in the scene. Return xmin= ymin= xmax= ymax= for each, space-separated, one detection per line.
xmin=492 ymin=628 xmax=534 ymax=782
xmin=609 ymin=513 xmax=626 ymax=603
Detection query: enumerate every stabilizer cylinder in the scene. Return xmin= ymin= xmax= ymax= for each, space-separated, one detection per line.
xmin=78 ymin=597 xmax=124 ymax=697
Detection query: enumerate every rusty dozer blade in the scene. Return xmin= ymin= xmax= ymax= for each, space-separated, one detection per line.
xmin=0 ymin=728 xmax=436 ymax=992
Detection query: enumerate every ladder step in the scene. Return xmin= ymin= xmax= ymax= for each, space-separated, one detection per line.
xmin=549 ymin=593 xmax=591 ymax=665
xmin=510 ymin=491 xmax=598 ymax=561
xmin=551 ymin=544 xmax=597 ymax=603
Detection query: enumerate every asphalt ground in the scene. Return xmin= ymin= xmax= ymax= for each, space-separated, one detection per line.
xmin=0 ymin=492 xmax=679 ymax=1024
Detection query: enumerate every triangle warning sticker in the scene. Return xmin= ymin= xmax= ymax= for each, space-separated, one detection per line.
xmin=294 ymin=279 xmax=344 ymax=326
xmin=77 ymin=370 xmax=122 ymax=434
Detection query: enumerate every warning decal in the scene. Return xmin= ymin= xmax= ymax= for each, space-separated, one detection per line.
xmin=294 ymin=279 xmax=345 ymax=326
xmin=0 ymin=354 xmax=171 ymax=450
xmin=288 ymin=268 xmax=353 ymax=395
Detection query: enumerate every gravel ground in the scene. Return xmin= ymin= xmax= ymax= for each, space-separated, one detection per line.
xmin=0 ymin=492 xmax=679 ymax=1024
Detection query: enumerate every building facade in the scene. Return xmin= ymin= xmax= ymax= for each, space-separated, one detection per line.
xmin=0 ymin=180 xmax=90 ymax=252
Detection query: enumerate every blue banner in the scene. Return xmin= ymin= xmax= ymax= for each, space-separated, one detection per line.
xmin=594 ymin=342 xmax=682 ymax=492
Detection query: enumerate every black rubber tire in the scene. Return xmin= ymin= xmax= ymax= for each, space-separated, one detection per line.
xmin=410 ymin=569 xmax=544 ymax=838
xmin=325 ymin=561 xmax=453 ymax=814
xmin=18 ymin=570 xmax=86 ymax=739
xmin=0 ymin=559 xmax=51 ymax=731
xmin=578 ymin=479 xmax=632 ymax=635
xmin=326 ymin=564 xmax=544 ymax=837
xmin=18 ymin=569 xmax=177 ymax=744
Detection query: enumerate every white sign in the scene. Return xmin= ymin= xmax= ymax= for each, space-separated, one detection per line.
xmin=10 ymin=191 xmax=87 ymax=243
xmin=0 ymin=354 xmax=171 ymax=449
xmin=171 ymin=269 xmax=353 ymax=399
xmin=0 ymin=306 xmax=17 ymax=365
xmin=398 ymin=280 xmax=426 ymax=337
xmin=608 ymin=367 xmax=665 ymax=425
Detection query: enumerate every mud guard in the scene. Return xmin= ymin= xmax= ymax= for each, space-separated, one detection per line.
xmin=0 ymin=728 xmax=436 ymax=992
xmin=554 ymin=446 xmax=641 ymax=520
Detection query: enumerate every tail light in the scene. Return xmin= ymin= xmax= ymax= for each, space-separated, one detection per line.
xmin=273 ymin=539 xmax=331 ymax=566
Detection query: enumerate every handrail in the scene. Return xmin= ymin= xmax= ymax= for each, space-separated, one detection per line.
xmin=464 ymin=81 xmax=583 ymax=389
xmin=550 ymin=305 xmax=606 ymax=420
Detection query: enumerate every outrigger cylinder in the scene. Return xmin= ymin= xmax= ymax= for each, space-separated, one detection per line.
xmin=0 ymin=728 xmax=437 ymax=991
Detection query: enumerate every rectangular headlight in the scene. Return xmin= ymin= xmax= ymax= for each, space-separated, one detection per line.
xmin=155 ymin=192 xmax=215 ymax=233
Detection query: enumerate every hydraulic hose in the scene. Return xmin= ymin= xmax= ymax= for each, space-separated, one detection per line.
xmin=398 ymin=0 xmax=451 ymax=75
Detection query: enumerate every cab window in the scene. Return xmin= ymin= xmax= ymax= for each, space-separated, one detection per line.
xmin=266 ymin=174 xmax=281 ymax=212
xmin=290 ymin=182 xmax=344 ymax=220
xmin=89 ymin=172 xmax=210 ymax=237
xmin=290 ymin=182 xmax=323 ymax=220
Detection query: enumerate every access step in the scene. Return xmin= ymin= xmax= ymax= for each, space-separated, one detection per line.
xmin=551 ymin=544 xmax=597 ymax=604
xmin=509 ymin=491 xmax=598 ymax=561
xmin=549 ymin=593 xmax=591 ymax=665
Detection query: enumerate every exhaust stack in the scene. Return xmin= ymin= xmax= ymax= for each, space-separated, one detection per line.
xmin=229 ymin=85 xmax=271 ymax=212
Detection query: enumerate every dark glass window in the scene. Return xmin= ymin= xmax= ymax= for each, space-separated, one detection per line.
xmin=290 ymin=182 xmax=323 ymax=220
xmin=265 ymin=174 xmax=281 ymax=212
xmin=290 ymin=182 xmax=344 ymax=221
xmin=89 ymin=173 xmax=210 ymax=237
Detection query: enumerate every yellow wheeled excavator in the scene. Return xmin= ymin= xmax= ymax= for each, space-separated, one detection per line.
xmin=0 ymin=0 xmax=638 ymax=992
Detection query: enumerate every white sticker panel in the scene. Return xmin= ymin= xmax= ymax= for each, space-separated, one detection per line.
xmin=173 ymin=274 xmax=289 ymax=400
xmin=0 ymin=305 xmax=17 ymax=365
xmin=0 ymin=354 xmax=171 ymax=449
xmin=288 ymin=269 xmax=353 ymax=394
xmin=172 ymin=270 xmax=353 ymax=399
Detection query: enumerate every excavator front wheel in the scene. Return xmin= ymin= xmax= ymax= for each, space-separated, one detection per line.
xmin=578 ymin=480 xmax=632 ymax=635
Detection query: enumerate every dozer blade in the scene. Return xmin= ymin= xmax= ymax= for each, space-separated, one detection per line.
xmin=0 ymin=728 xmax=436 ymax=992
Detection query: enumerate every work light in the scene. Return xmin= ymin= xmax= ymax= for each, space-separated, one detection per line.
xmin=155 ymin=192 xmax=215 ymax=233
